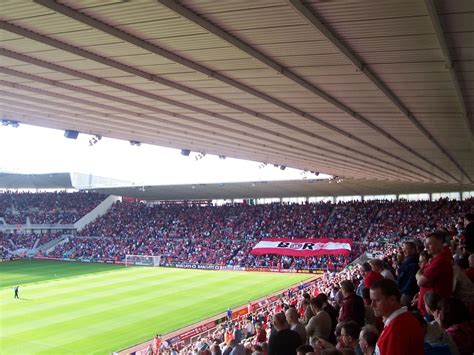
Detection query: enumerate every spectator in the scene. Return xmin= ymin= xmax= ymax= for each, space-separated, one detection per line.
xmin=361 ymin=288 xmax=376 ymax=327
xmin=370 ymin=279 xmax=424 ymax=355
xmin=224 ymin=326 xmax=234 ymax=346
xmin=464 ymin=254 xmax=474 ymax=282
xmin=397 ymin=241 xmax=419 ymax=306
xmin=146 ymin=344 xmax=153 ymax=355
xmin=415 ymin=295 xmax=460 ymax=355
xmin=423 ymin=291 xmax=444 ymax=322
xmin=339 ymin=321 xmax=363 ymax=355
xmin=244 ymin=318 xmax=255 ymax=339
xmin=452 ymin=262 xmax=474 ymax=311
xmin=286 ymin=307 xmax=307 ymax=344
xmin=436 ymin=298 xmax=474 ymax=355
xmin=369 ymin=259 xmax=395 ymax=282
xmin=211 ymin=344 xmax=222 ymax=355
xmin=301 ymin=293 xmax=315 ymax=325
xmin=412 ymin=312 xmax=454 ymax=355
xmin=411 ymin=250 xmax=432 ymax=310
xmin=306 ymin=297 xmax=332 ymax=344
xmin=223 ymin=339 xmax=244 ymax=355
xmin=315 ymin=293 xmax=338 ymax=342
xmin=462 ymin=213 xmax=474 ymax=254
xmin=233 ymin=324 xmax=243 ymax=344
xmin=329 ymin=286 xmax=342 ymax=309
xmin=296 ymin=344 xmax=314 ymax=355
xmin=154 ymin=334 xmax=161 ymax=354
xmin=358 ymin=325 xmax=378 ymax=355
xmin=267 ymin=312 xmax=301 ymax=355
xmin=339 ymin=280 xmax=365 ymax=327
xmin=251 ymin=344 xmax=263 ymax=355
xmin=419 ymin=250 xmax=432 ymax=269
xmin=255 ymin=324 xmax=266 ymax=344
xmin=416 ymin=231 xmax=453 ymax=315
xmin=361 ymin=263 xmax=383 ymax=289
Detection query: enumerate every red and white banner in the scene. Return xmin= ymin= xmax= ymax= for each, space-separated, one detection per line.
xmin=250 ymin=238 xmax=352 ymax=257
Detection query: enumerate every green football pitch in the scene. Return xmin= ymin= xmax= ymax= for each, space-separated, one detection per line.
xmin=0 ymin=260 xmax=314 ymax=354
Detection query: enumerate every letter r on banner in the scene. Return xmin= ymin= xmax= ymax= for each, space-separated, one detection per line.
xmin=302 ymin=243 xmax=314 ymax=250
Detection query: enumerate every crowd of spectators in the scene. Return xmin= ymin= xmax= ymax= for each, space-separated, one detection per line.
xmin=36 ymin=232 xmax=62 ymax=246
xmin=67 ymin=202 xmax=336 ymax=266
xmin=323 ymin=202 xmax=379 ymax=241
xmin=0 ymin=232 xmax=13 ymax=258
xmin=0 ymin=231 xmax=63 ymax=258
xmin=1 ymin=193 xmax=473 ymax=354
xmin=3 ymin=198 xmax=472 ymax=272
xmin=0 ymin=191 xmax=106 ymax=224
xmin=0 ymin=231 xmax=38 ymax=250
xmin=0 ymin=246 xmax=12 ymax=258
xmin=173 ymin=211 xmax=474 ymax=355
xmin=48 ymin=199 xmax=471 ymax=271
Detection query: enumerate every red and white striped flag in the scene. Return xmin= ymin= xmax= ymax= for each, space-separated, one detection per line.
xmin=250 ymin=238 xmax=352 ymax=257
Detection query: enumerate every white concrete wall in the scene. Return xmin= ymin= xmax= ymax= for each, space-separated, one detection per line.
xmin=44 ymin=236 xmax=70 ymax=255
xmin=74 ymin=195 xmax=121 ymax=232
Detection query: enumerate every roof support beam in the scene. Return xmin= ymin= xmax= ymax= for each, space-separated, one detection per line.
xmin=424 ymin=0 xmax=473 ymax=136
xmin=0 ymin=48 xmax=388 ymax=177
xmin=0 ymin=37 xmax=434 ymax=184
xmin=0 ymin=94 xmax=330 ymax=174
xmin=1 ymin=101 xmax=386 ymax=180
xmin=0 ymin=103 xmax=277 ymax=165
xmin=0 ymin=79 xmax=406 ymax=181
xmin=0 ymin=78 xmax=312 ymax=165
xmin=157 ymin=0 xmax=464 ymax=184
xmin=0 ymin=60 xmax=415 ymax=182
xmin=288 ymin=0 xmax=472 ymax=183
xmin=27 ymin=1 xmax=453 ymax=182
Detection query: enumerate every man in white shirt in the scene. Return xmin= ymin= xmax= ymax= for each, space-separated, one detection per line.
xmin=370 ymin=259 xmax=396 ymax=281
xmin=285 ymin=307 xmax=307 ymax=344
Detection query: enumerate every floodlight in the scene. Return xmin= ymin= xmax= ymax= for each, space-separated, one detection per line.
xmin=64 ymin=130 xmax=79 ymax=139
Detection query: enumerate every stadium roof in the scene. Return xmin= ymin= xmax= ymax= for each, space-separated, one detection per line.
xmin=0 ymin=172 xmax=74 ymax=189
xmin=0 ymin=172 xmax=132 ymax=189
xmin=2 ymin=172 xmax=472 ymax=199
xmin=91 ymin=179 xmax=474 ymax=201
xmin=1 ymin=1 xmax=473 ymax=188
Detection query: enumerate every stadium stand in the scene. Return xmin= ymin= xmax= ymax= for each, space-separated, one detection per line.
xmin=167 ymin=209 xmax=473 ymax=355
xmin=1 ymin=232 xmax=37 ymax=250
xmin=0 ymin=191 xmax=107 ymax=224
xmin=2 ymin=0 xmax=474 ymax=352
xmin=45 ymin=198 xmax=469 ymax=271
xmin=1 ymin=192 xmax=473 ymax=354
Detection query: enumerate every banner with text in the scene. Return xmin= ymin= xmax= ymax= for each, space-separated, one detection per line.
xmin=250 ymin=238 xmax=352 ymax=257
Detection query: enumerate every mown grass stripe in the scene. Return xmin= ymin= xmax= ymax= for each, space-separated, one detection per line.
xmin=1 ymin=260 xmax=313 ymax=354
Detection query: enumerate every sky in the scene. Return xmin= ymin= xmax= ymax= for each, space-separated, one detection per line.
xmin=0 ymin=123 xmax=328 ymax=186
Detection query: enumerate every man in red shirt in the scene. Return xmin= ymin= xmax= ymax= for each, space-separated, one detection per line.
xmin=154 ymin=334 xmax=161 ymax=355
xmin=362 ymin=262 xmax=384 ymax=288
xmin=416 ymin=231 xmax=453 ymax=314
xmin=339 ymin=280 xmax=365 ymax=326
xmin=370 ymin=279 xmax=424 ymax=355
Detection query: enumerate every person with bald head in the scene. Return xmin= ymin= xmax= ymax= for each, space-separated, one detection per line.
xmin=268 ymin=312 xmax=302 ymax=355
xmin=286 ymin=306 xmax=307 ymax=344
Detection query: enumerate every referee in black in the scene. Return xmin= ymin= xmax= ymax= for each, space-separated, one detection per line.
xmin=14 ymin=286 xmax=19 ymax=299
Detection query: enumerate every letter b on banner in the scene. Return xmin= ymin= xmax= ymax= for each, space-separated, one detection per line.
xmin=277 ymin=242 xmax=290 ymax=248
